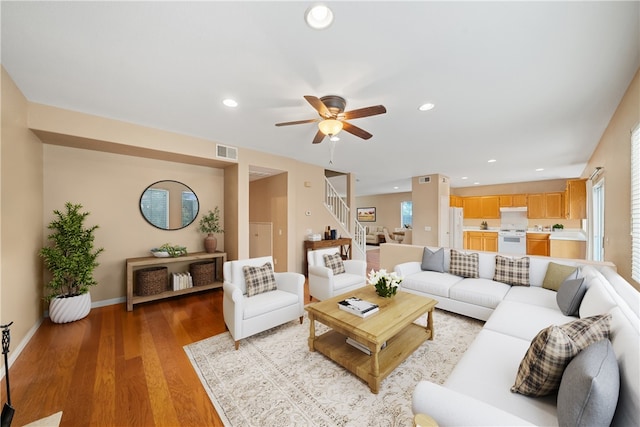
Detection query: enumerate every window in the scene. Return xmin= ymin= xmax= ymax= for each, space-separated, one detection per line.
xmin=632 ymin=124 xmax=640 ymax=282
xmin=401 ymin=201 xmax=412 ymax=228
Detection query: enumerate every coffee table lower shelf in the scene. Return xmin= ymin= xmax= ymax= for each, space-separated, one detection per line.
xmin=312 ymin=323 xmax=431 ymax=393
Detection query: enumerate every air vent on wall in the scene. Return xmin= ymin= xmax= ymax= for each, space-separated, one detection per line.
xmin=418 ymin=176 xmax=431 ymax=184
xmin=216 ymin=144 xmax=238 ymax=161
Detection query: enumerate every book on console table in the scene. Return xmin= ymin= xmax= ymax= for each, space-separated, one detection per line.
xmin=338 ymin=297 xmax=379 ymax=318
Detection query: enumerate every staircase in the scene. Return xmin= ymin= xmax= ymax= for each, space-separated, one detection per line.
xmin=324 ymin=177 xmax=366 ymax=260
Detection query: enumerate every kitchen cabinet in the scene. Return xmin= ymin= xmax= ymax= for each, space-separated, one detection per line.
xmin=465 ymin=231 xmax=498 ymax=251
xmin=499 ymin=194 xmax=527 ymax=207
xmin=528 ymin=192 xmax=564 ymax=219
xmin=526 ymin=233 xmax=550 ymax=256
xmin=480 ymin=196 xmax=500 ymax=219
xmin=565 ymin=179 xmax=587 ymax=219
xmin=463 ymin=196 xmax=499 ymax=219
xmin=463 ymin=197 xmax=482 ymax=218
xmin=450 ymin=195 xmax=463 ymax=208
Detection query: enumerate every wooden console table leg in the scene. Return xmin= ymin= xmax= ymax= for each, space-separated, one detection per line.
xmin=426 ymin=309 xmax=434 ymax=341
xmin=308 ymin=313 xmax=316 ymax=352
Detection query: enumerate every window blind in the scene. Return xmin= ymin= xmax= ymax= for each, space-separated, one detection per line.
xmin=632 ymin=124 xmax=640 ymax=282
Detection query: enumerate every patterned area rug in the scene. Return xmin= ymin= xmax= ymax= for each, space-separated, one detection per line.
xmin=185 ymin=309 xmax=483 ymax=427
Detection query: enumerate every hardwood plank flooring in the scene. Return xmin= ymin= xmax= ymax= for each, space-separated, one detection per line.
xmin=1 ymin=252 xmax=380 ymax=426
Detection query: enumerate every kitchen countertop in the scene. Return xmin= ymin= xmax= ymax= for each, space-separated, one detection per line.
xmin=462 ymin=228 xmax=587 ymax=241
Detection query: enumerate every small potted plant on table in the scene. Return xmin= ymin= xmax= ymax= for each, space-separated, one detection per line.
xmin=199 ymin=206 xmax=224 ymax=253
xmin=40 ymin=202 xmax=104 ymax=323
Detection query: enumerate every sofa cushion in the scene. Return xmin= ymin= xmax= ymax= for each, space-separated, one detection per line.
xmin=243 ymin=262 xmax=277 ymax=297
xmin=493 ymin=255 xmax=530 ymax=286
xmin=556 ymin=277 xmax=587 ymax=316
xmin=323 ymin=252 xmax=345 ymax=275
xmin=421 ymin=247 xmax=445 ymax=272
xmin=511 ymin=314 xmax=612 ymax=397
xmin=449 ymin=278 xmax=511 ymax=309
xmin=449 ymin=250 xmax=479 ymax=278
xmin=558 ymin=339 xmax=620 ymax=427
xmin=402 ymin=271 xmax=464 ymax=298
xmin=542 ymin=262 xmax=578 ymax=291
xmin=504 ymin=286 xmax=559 ymax=310
xmin=484 ymin=300 xmax=575 ymax=341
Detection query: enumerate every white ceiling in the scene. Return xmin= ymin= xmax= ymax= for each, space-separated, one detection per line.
xmin=2 ymin=1 xmax=639 ymax=196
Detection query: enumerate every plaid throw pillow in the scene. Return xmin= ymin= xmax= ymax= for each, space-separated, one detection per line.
xmin=511 ymin=314 xmax=611 ymax=397
xmin=243 ymin=262 xmax=277 ymax=297
xmin=493 ymin=255 xmax=530 ymax=286
xmin=449 ymin=250 xmax=479 ymax=278
xmin=323 ymin=253 xmax=346 ymax=275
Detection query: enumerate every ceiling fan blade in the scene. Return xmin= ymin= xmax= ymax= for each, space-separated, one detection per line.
xmin=342 ymin=121 xmax=373 ymax=140
xmin=342 ymin=105 xmax=387 ymax=120
xmin=304 ymin=95 xmax=332 ymax=118
xmin=275 ymin=118 xmax=319 ymax=127
xmin=312 ymin=129 xmax=325 ymax=144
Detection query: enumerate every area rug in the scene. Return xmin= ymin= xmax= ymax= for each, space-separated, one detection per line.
xmin=185 ymin=309 xmax=483 ymax=427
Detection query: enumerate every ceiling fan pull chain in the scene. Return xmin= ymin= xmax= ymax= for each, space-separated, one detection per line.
xmin=329 ymin=140 xmax=336 ymax=164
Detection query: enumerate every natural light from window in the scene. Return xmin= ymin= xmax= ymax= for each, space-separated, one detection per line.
xmin=401 ymin=201 xmax=412 ymax=228
xmin=631 ymin=124 xmax=640 ymax=282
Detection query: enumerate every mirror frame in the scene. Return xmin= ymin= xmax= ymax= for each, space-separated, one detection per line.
xmin=139 ymin=180 xmax=199 ymax=230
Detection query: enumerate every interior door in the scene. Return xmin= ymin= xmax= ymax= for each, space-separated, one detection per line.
xmin=249 ymin=222 xmax=273 ymax=258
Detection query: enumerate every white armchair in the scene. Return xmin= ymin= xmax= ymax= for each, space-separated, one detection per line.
xmin=307 ymin=248 xmax=367 ymax=302
xmin=223 ymin=256 xmax=305 ymax=350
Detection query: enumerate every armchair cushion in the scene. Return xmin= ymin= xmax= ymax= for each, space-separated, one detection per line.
xmin=323 ymin=252 xmax=346 ymax=275
xmin=243 ymin=262 xmax=277 ymax=297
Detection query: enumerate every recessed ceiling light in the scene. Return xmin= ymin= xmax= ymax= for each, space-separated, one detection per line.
xmin=461 ymin=176 xmax=468 ymax=180
xmin=474 ymin=182 xmax=480 ymax=185
xmin=222 ymin=99 xmax=238 ymax=108
xmin=487 ymin=159 xmax=496 ymax=163
xmin=535 ymin=168 xmax=544 ymax=172
xmin=418 ymin=103 xmax=435 ymax=111
xmin=393 ymin=186 xmax=399 ymax=190
xmin=305 ymin=4 xmax=334 ymax=30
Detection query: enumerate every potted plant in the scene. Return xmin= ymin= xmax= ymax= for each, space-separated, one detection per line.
xmin=40 ymin=202 xmax=104 ymax=323
xmin=199 ymin=207 xmax=224 ymax=253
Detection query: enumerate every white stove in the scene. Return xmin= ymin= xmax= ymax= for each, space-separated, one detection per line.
xmin=498 ymin=224 xmax=527 ymax=255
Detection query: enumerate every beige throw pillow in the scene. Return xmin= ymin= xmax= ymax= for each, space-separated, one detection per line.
xmin=543 ymin=262 xmax=578 ymax=291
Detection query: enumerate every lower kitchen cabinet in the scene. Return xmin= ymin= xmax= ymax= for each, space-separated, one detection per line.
xmin=465 ymin=231 xmax=498 ymax=252
xmin=526 ymin=233 xmax=550 ymax=256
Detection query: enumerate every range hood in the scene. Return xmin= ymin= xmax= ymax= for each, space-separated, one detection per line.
xmin=500 ymin=207 xmax=528 ymax=213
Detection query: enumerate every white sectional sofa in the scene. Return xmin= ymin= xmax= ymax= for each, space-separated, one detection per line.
xmin=383 ymin=244 xmax=639 ymax=427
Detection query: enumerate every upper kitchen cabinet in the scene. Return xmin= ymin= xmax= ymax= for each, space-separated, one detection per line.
xmin=463 ymin=196 xmax=499 ymax=218
xmin=565 ymin=179 xmax=587 ymax=219
xmin=450 ymin=195 xmax=463 ymax=208
xmin=528 ymin=192 xmax=564 ymax=219
xmin=499 ymin=194 xmax=527 ymax=207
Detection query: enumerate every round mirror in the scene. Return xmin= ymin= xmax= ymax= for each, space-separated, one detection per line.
xmin=140 ymin=180 xmax=199 ymax=230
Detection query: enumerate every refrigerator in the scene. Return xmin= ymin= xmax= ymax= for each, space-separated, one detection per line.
xmin=449 ymin=207 xmax=464 ymax=249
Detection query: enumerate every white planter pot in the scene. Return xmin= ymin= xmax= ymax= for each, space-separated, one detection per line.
xmin=49 ymin=292 xmax=92 ymax=324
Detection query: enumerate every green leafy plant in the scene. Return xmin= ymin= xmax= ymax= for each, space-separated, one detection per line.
xmin=40 ymin=202 xmax=104 ymax=302
xmin=198 ymin=207 xmax=224 ymax=234
xmin=151 ymin=243 xmax=187 ymax=257
xmin=552 ymin=223 xmax=564 ymax=230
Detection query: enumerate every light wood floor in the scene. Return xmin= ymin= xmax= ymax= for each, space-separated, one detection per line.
xmin=1 ymin=250 xmax=380 ymax=426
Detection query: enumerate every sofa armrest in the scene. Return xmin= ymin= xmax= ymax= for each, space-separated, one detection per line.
xmin=394 ymin=261 xmax=422 ymax=277
xmin=412 ymin=381 xmax=534 ymax=427
xmin=344 ymin=259 xmax=366 ymax=277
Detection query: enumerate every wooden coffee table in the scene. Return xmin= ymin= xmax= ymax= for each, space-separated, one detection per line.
xmin=305 ymin=286 xmax=437 ymax=393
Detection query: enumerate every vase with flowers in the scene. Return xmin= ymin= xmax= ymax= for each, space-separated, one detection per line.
xmin=367 ymin=269 xmax=402 ymax=298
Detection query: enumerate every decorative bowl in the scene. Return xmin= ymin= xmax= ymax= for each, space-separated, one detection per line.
xmin=151 ymin=250 xmax=170 ymax=258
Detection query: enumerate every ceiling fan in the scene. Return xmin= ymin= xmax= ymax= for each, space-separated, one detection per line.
xmin=275 ymin=95 xmax=386 ymax=144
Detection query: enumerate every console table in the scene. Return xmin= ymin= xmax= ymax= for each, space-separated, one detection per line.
xmin=126 ymin=251 xmax=226 ymax=311
xmin=304 ymin=237 xmax=352 ymax=275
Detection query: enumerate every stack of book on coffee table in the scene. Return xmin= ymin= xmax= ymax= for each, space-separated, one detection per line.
xmin=338 ymin=297 xmax=379 ymax=318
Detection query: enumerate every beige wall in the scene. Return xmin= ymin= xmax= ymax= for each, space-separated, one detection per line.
xmin=356 ymin=192 xmax=412 ymax=232
xmin=1 ymin=67 xmax=44 ymax=357
xmin=43 ymin=145 xmax=225 ymax=302
xmin=585 ymin=69 xmax=639 ymax=289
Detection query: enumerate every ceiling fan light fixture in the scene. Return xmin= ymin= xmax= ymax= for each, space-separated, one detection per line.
xmin=418 ymin=103 xmax=435 ymax=111
xmin=305 ymin=4 xmax=334 ymax=30
xmin=318 ymin=119 xmax=343 ymax=136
